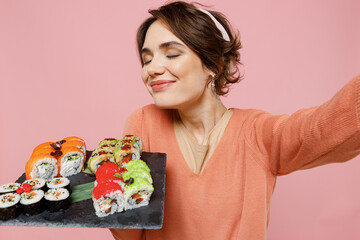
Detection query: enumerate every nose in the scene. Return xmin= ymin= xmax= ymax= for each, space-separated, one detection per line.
xmin=145 ymin=56 xmax=166 ymax=77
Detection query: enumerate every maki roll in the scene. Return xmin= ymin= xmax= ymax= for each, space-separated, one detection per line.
xmin=44 ymin=188 xmax=71 ymax=212
xmin=96 ymin=162 xmax=122 ymax=178
xmin=47 ymin=177 xmax=71 ymax=194
xmin=23 ymin=178 xmax=47 ymax=192
xmin=57 ymin=146 xmax=85 ymax=177
xmin=62 ymin=136 xmax=85 ymax=144
xmin=94 ymin=163 xmax=124 ymax=187
xmin=121 ymin=135 xmax=143 ymax=153
xmin=113 ymin=144 xmax=140 ymax=168
xmin=25 ymin=152 xmax=58 ymax=180
xmin=0 ymin=183 xmax=21 ymax=195
xmin=97 ymin=138 xmax=119 ymax=149
xmin=92 ymin=182 xmax=125 ymax=217
xmin=123 ymin=168 xmax=153 ymax=184
xmin=87 ymin=148 xmax=115 ymax=174
xmin=20 ymin=190 xmax=45 ymax=216
xmin=125 ymin=159 xmax=150 ymax=173
xmin=0 ymin=193 xmax=21 ymax=221
xmin=124 ymin=177 xmax=153 ymax=211
xmin=32 ymin=142 xmax=56 ymax=154
xmin=61 ymin=140 xmax=87 ymax=157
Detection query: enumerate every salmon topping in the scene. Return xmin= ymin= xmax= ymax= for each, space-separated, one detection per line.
xmin=122 ymin=155 xmax=132 ymax=164
xmin=131 ymin=193 xmax=142 ymax=199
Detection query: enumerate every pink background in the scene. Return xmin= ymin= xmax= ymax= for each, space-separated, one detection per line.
xmin=1 ymin=0 xmax=359 ymax=239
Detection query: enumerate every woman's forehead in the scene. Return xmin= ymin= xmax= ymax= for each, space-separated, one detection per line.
xmin=142 ymin=20 xmax=186 ymax=50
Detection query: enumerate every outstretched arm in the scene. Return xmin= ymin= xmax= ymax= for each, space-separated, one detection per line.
xmin=253 ymin=74 xmax=360 ymax=175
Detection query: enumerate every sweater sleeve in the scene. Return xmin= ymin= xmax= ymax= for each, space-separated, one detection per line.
xmin=255 ymin=74 xmax=360 ymax=175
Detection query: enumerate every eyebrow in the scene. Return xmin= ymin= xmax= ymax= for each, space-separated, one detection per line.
xmin=141 ymin=41 xmax=185 ymax=56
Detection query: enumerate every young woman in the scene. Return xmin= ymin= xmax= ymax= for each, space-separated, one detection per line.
xmin=111 ymin=1 xmax=360 ymax=239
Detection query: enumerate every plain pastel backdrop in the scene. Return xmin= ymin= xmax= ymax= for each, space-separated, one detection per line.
xmin=1 ymin=0 xmax=359 ymax=239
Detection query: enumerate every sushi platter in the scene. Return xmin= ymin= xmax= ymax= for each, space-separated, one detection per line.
xmin=0 ymin=151 xmax=166 ymax=229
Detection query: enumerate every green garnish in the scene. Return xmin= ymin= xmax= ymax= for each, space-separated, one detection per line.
xmin=114 ymin=173 xmax=123 ymax=179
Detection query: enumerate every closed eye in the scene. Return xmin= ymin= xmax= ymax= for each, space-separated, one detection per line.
xmin=143 ymin=54 xmax=181 ymax=65
xmin=167 ymin=54 xmax=180 ymax=59
xmin=143 ymin=60 xmax=151 ymax=65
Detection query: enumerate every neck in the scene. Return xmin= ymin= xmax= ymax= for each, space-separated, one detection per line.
xmin=176 ymin=93 xmax=227 ymax=145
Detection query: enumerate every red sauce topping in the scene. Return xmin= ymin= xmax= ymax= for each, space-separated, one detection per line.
xmin=104 ymin=138 xmax=116 ymax=141
xmin=98 ymin=150 xmax=108 ymax=155
xmin=16 ymin=183 xmax=33 ymax=194
xmin=121 ymin=145 xmax=131 ymax=150
xmin=92 ymin=182 xmax=124 ymax=199
xmin=124 ymin=135 xmax=134 ymax=137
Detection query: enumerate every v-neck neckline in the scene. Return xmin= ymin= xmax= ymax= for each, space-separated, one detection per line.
xmin=171 ymin=108 xmax=237 ymax=176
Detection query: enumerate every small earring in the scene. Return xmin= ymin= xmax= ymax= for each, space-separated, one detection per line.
xmin=210 ymin=73 xmax=215 ymax=86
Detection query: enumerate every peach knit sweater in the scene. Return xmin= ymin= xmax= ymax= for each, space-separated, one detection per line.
xmin=111 ymin=75 xmax=360 ymax=240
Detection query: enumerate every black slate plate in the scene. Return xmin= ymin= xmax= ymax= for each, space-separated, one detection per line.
xmin=0 ymin=151 xmax=166 ymax=229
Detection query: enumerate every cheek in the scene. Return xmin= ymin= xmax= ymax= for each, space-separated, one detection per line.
xmin=141 ymin=68 xmax=148 ymax=84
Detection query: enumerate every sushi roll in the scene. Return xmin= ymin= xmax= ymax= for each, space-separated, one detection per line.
xmin=121 ymin=135 xmax=143 ymax=153
xmin=20 ymin=190 xmax=45 ymax=216
xmin=31 ymin=148 xmax=56 ymax=159
xmin=0 ymin=183 xmax=21 ymax=195
xmin=0 ymin=193 xmax=21 ymax=221
xmin=96 ymin=162 xmax=123 ymax=178
xmin=47 ymin=177 xmax=71 ymax=194
xmin=32 ymin=142 xmax=57 ymax=154
xmin=124 ymin=177 xmax=153 ymax=211
xmin=113 ymin=144 xmax=140 ymax=168
xmin=92 ymin=182 xmax=125 ymax=217
xmin=61 ymin=140 xmax=87 ymax=157
xmin=62 ymin=136 xmax=85 ymax=144
xmin=118 ymin=139 xmax=141 ymax=154
xmin=25 ymin=152 xmax=58 ymax=180
xmin=123 ymin=168 xmax=153 ymax=184
xmin=125 ymin=159 xmax=150 ymax=173
xmin=87 ymin=148 xmax=115 ymax=174
xmin=97 ymin=138 xmax=119 ymax=149
xmin=23 ymin=178 xmax=47 ymax=192
xmin=57 ymin=146 xmax=85 ymax=177
xmin=94 ymin=163 xmax=125 ymax=187
xmin=44 ymin=188 xmax=71 ymax=212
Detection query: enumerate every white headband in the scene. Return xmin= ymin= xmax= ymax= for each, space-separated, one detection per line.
xmin=198 ymin=8 xmax=230 ymax=42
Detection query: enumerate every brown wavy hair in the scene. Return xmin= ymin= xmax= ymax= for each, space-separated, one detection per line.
xmin=136 ymin=1 xmax=243 ymax=96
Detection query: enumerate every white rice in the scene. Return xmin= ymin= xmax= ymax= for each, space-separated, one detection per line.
xmin=92 ymin=190 xmax=124 ymax=217
xmin=59 ymin=152 xmax=84 ymax=177
xmin=47 ymin=177 xmax=70 ymax=189
xmin=124 ymin=187 xmax=153 ymax=211
xmin=0 ymin=193 xmax=20 ymax=208
xmin=0 ymin=183 xmax=21 ymax=194
xmin=20 ymin=190 xmax=44 ymax=205
xmin=45 ymin=188 xmax=69 ymax=201
xmin=31 ymin=157 xmax=58 ymax=180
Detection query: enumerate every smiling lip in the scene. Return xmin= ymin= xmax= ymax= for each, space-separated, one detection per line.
xmin=150 ymin=80 xmax=176 ymax=92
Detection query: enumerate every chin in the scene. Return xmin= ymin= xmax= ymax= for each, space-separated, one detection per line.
xmin=152 ymin=96 xmax=179 ymax=110
xmin=153 ymin=101 xmax=176 ymax=109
